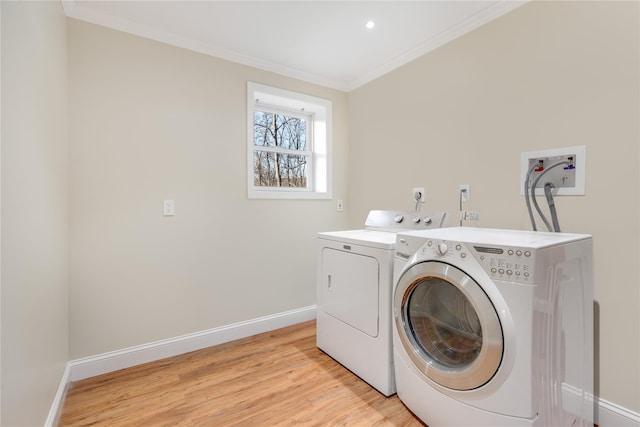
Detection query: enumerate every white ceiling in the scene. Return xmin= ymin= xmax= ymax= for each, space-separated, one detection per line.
xmin=62 ymin=0 xmax=526 ymax=91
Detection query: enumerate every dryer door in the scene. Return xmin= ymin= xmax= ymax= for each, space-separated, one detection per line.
xmin=394 ymin=261 xmax=503 ymax=391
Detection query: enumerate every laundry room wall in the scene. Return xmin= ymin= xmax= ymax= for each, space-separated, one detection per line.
xmin=68 ymin=20 xmax=349 ymax=359
xmin=1 ymin=1 xmax=69 ymax=425
xmin=348 ymin=0 xmax=639 ymax=418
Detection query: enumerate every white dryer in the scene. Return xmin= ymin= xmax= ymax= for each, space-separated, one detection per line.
xmin=392 ymin=227 xmax=593 ymax=426
xmin=316 ymin=209 xmax=449 ymax=396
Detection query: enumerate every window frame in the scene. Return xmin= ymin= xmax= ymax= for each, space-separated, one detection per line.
xmin=247 ymin=82 xmax=332 ymax=199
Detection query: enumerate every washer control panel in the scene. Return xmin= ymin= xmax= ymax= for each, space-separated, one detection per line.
xmin=416 ymin=239 xmax=536 ymax=284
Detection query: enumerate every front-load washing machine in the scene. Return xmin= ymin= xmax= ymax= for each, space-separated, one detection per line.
xmin=392 ymin=227 xmax=593 ymax=426
xmin=316 ymin=209 xmax=449 ymax=396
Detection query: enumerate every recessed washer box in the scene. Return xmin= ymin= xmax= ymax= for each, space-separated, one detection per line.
xmin=520 ymin=145 xmax=586 ymax=196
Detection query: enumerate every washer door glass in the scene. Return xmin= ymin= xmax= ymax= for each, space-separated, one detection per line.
xmin=395 ymin=261 xmax=503 ymax=390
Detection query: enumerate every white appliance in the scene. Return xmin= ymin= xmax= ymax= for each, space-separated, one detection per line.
xmin=316 ymin=209 xmax=449 ymax=396
xmin=393 ymin=227 xmax=593 ymax=426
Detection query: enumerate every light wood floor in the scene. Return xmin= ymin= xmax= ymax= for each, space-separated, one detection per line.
xmin=59 ymin=320 xmax=425 ymax=426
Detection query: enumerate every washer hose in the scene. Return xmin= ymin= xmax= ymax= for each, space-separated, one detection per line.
xmin=544 ymin=183 xmax=561 ymax=232
xmin=524 ymin=162 xmax=540 ymax=231
xmin=529 ymin=161 xmax=568 ymax=232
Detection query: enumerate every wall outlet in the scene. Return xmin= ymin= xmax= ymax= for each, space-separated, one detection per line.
xmin=163 ymin=199 xmax=175 ymax=216
xmin=337 ymin=200 xmax=344 ymax=212
xmin=459 ymin=185 xmax=470 ymax=202
xmin=412 ymin=187 xmax=425 ymax=203
xmin=520 ymin=146 xmax=586 ymax=196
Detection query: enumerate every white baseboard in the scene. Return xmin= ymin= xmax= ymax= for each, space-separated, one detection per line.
xmin=68 ymin=305 xmax=316 ymax=382
xmin=561 ymin=382 xmax=640 ymax=427
xmin=44 ymin=363 xmax=70 ymax=427
xmin=596 ymin=397 xmax=640 ymax=427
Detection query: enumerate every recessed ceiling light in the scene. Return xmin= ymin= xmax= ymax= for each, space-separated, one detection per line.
xmin=366 ymin=20 xmax=375 ymax=30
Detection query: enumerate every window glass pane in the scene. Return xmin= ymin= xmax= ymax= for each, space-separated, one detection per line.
xmin=253 ymin=151 xmax=308 ymax=188
xmin=253 ymin=110 xmax=307 ymax=151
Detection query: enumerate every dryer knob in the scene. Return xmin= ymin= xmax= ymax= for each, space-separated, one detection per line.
xmin=423 ymin=216 xmax=432 ymax=225
xmin=393 ymin=214 xmax=404 ymax=223
xmin=437 ymin=243 xmax=448 ymax=255
xmin=412 ymin=216 xmax=421 ymax=224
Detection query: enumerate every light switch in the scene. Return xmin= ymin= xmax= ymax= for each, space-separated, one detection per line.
xmin=163 ymin=199 xmax=175 ymax=216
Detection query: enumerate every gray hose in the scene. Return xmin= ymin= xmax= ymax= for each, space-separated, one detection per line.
xmin=524 ymin=162 xmax=540 ymax=231
xmin=544 ymin=183 xmax=561 ymax=232
xmin=530 ymin=161 xmax=568 ymax=232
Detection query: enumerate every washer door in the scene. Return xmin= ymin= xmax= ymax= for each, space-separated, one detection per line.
xmin=395 ymin=261 xmax=503 ymax=391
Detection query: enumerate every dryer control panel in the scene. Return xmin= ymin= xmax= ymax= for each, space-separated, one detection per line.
xmin=365 ymin=210 xmax=449 ymax=232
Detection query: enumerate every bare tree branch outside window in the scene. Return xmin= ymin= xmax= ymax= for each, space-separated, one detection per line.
xmin=253 ymin=110 xmax=309 ymax=188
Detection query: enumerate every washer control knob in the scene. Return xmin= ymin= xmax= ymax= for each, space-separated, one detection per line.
xmin=423 ymin=216 xmax=432 ymax=225
xmin=413 ymin=216 xmax=421 ymax=224
xmin=437 ymin=243 xmax=448 ymax=255
xmin=393 ymin=214 xmax=404 ymax=223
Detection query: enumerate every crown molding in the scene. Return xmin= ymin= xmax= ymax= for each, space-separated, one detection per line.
xmin=347 ymin=1 xmax=527 ymax=90
xmin=62 ymin=0 xmax=526 ymax=93
xmin=62 ymin=0 xmax=350 ymax=91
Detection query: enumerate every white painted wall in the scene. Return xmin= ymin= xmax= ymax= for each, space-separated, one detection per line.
xmin=68 ymin=19 xmax=349 ymax=358
xmin=348 ymin=0 xmax=639 ymax=415
xmin=1 ymin=2 xmax=69 ymax=425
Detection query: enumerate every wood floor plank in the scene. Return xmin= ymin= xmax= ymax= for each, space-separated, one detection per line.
xmin=59 ymin=321 xmax=425 ymax=426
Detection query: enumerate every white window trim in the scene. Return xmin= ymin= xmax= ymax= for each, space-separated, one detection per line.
xmin=247 ymin=82 xmax=332 ymax=199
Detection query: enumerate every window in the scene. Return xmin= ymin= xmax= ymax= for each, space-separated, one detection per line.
xmin=247 ymin=82 xmax=331 ymax=199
